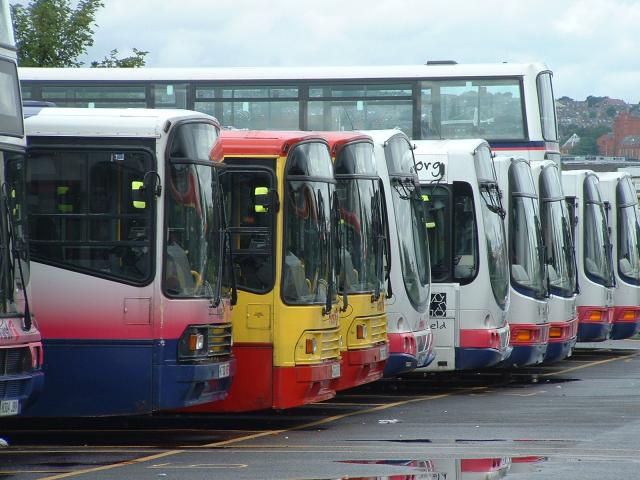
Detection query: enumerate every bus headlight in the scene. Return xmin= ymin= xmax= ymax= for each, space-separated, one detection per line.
xmin=356 ymin=324 xmax=368 ymax=339
xmin=178 ymin=326 xmax=208 ymax=360
xmin=305 ymin=337 xmax=318 ymax=355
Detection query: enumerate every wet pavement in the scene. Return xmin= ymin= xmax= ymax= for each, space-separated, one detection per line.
xmin=2 ymin=341 xmax=640 ymax=479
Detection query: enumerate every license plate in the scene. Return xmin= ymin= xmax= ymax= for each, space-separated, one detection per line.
xmin=331 ymin=363 xmax=341 ymax=379
xmin=218 ymin=362 xmax=230 ymax=379
xmin=380 ymin=345 xmax=388 ymax=360
xmin=0 ymin=400 xmax=19 ymax=417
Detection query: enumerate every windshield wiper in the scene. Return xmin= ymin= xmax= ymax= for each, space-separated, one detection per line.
xmin=480 ymin=183 xmax=506 ymax=218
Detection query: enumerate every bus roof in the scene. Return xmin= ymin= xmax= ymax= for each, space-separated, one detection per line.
xmin=24 ymin=107 xmax=218 ymax=138
xmin=213 ymin=129 xmax=327 ymax=159
xmin=413 ymin=138 xmax=488 ymax=156
xmin=314 ymin=132 xmax=373 ymax=155
xmin=19 ymin=63 xmax=551 ymax=83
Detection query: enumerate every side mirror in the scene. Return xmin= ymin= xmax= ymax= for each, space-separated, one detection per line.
xmin=131 ymin=181 xmax=146 ymax=209
xmin=254 ymin=186 xmax=270 ymax=213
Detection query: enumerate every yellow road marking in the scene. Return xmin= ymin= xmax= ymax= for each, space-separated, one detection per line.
xmin=34 ymin=350 xmax=639 ymax=479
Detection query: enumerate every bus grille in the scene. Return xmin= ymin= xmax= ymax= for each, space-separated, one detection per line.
xmin=207 ymin=323 xmax=232 ymax=359
xmin=369 ymin=315 xmax=387 ymax=344
xmin=320 ymin=328 xmax=341 ymax=361
xmin=0 ymin=347 xmax=30 ymax=375
xmin=0 ymin=379 xmax=26 ymax=398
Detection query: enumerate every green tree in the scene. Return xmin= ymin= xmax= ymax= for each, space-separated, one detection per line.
xmin=11 ymin=0 xmax=147 ymax=67
xmin=91 ymin=48 xmax=148 ymax=68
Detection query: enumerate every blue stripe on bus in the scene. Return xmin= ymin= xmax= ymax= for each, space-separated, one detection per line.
xmin=489 ymin=141 xmax=546 ymax=150
xmin=22 ymin=339 xmax=232 ymax=417
xmin=383 ymin=352 xmax=418 ymax=377
xmin=498 ymin=344 xmax=547 ymax=368
xmin=455 ymin=346 xmax=512 ymax=370
xmin=543 ymin=338 xmax=577 ymax=364
xmin=577 ymin=323 xmax=611 ymax=342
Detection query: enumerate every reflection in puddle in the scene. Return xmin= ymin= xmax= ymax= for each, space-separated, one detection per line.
xmin=339 ymin=455 xmax=546 ymax=479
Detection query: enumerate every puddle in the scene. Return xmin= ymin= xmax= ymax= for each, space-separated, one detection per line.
xmin=339 ymin=456 xmax=546 ymax=479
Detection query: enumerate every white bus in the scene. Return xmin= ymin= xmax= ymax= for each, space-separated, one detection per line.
xmin=530 ymin=160 xmax=578 ymax=362
xmin=561 ymin=170 xmax=615 ymax=342
xmin=413 ymin=139 xmax=511 ymax=371
xmin=0 ymin=0 xmax=43 ymax=418
xmin=597 ymin=172 xmax=640 ymax=339
xmin=362 ymin=130 xmax=433 ymax=374
xmin=494 ymin=156 xmax=549 ymax=367
xmin=18 ymin=62 xmax=559 ymax=162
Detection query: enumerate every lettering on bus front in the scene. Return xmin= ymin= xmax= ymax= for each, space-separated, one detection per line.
xmin=415 ymin=160 xmax=445 ymax=181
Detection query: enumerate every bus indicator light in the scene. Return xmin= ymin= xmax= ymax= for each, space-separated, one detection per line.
xmin=588 ymin=311 xmax=602 ymax=322
xmin=189 ymin=333 xmax=205 ymax=352
xmin=305 ymin=338 xmax=317 ymax=355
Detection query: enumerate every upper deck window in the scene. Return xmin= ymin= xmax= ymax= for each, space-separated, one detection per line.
xmin=420 ymin=78 xmax=525 ymax=141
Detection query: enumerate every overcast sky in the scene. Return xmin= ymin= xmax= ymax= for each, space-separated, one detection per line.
xmin=55 ymin=0 xmax=640 ymax=103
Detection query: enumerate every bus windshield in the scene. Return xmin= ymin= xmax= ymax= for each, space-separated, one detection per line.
xmin=475 ymin=148 xmax=509 ymax=309
xmin=537 ymin=72 xmax=558 ymax=142
xmin=335 ymin=142 xmax=386 ymax=294
xmin=386 ymin=137 xmax=430 ymax=309
xmin=421 ymin=78 xmax=525 ymax=141
xmin=540 ymin=166 xmax=576 ymax=297
xmin=509 ymin=161 xmax=546 ymax=300
xmin=283 ymin=142 xmax=337 ymax=305
xmin=583 ymin=175 xmax=614 ymax=287
xmin=164 ymin=122 xmax=225 ymax=301
xmin=616 ymin=176 xmax=640 ymax=284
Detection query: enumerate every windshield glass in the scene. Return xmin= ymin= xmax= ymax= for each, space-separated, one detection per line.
xmin=424 ymin=186 xmax=449 ymax=283
xmin=617 ymin=176 xmax=640 ymax=283
xmin=540 ymin=166 xmax=576 ymax=297
xmin=0 ymin=58 xmax=24 ymax=137
xmin=335 ymin=142 xmax=385 ymax=294
xmin=283 ymin=142 xmax=337 ymax=305
xmin=420 ymin=78 xmax=525 ymax=141
xmin=583 ymin=175 xmax=614 ymax=287
xmin=385 ymin=136 xmax=430 ymax=309
xmin=537 ymin=72 xmax=558 ymax=142
xmin=510 ymin=161 xmax=546 ymax=299
xmin=164 ymin=122 xmax=224 ymax=299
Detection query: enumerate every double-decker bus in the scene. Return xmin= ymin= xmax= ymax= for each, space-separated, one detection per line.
xmin=361 ymin=130 xmax=433 ymax=375
xmin=22 ymin=108 xmax=235 ymax=416
xmin=187 ymin=130 xmax=341 ymax=412
xmin=530 ymin=160 xmax=578 ymax=362
xmin=0 ymin=0 xmax=43 ymax=418
xmin=18 ymin=62 xmax=559 ymax=162
xmin=319 ymin=132 xmax=389 ymax=390
xmin=413 ymin=139 xmax=511 ymax=371
xmin=597 ymin=172 xmax=640 ymax=339
xmin=493 ymin=156 xmax=549 ymax=367
xmin=561 ymin=170 xmax=615 ymax=342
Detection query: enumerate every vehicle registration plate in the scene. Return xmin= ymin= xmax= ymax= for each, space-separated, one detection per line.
xmin=218 ymin=362 xmax=230 ymax=379
xmin=0 ymin=400 xmax=19 ymax=417
xmin=380 ymin=345 xmax=388 ymax=360
xmin=331 ymin=363 xmax=341 ymax=379
xmin=0 ymin=320 xmax=13 ymax=340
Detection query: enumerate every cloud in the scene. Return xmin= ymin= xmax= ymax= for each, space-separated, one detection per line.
xmin=60 ymin=0 xmax=640 ymax=102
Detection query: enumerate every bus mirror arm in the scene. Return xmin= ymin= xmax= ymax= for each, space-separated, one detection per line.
xmin=143 ymin=171 xmax=163 ymax=197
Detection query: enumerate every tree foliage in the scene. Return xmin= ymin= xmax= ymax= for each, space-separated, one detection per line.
xmin=11 ymin=0 xmax=147 ymax=67
xmin=561 ymin=124 xmax=612 ymax=156
xmin=91 ymin=48 xmax=148 ymax=68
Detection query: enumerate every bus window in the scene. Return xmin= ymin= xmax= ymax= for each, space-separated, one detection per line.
xmin=423 ymin=186 xmax=450 ymax=283
xmin=27 ymin=149 xmax=153 ymax=283
xmin=221 ymin=169 xmax=275 ymax=293
xmin=616 ymin=176 xmax=640 ymax=284
xmin=453 ymin=182 xmax=478 ymax=283
xmin=537 ymin=72 xmax=558 ymax=142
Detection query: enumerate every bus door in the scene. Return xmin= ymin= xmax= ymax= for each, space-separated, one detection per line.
xmin=218 ymin=163 xmax=277 ymax=410
xmin=25 ymin=145 xmax=157 ymax=415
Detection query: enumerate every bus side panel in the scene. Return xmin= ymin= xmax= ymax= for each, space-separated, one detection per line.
xmin=24 ymin=339 xmax=153 ymax=416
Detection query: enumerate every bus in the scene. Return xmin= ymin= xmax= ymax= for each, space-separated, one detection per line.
xmin=561 ymin=170 xmax=615 ymax=342
xmin=319 ymin=132 xmax=389 ymax=390
xmin=0 ymin=0 xmax=43 ymax=418
xmin=530 ymin=160 xmax=578 ymax=362
xmin=187 ymin=130 xmax=341 ymax=412
xmin=493 ymin=156 xmax=549 ymax=367
xmin=18 ymin=62 xmax=559 ymax=162
xmin=413 ymin=139 xmax=511 ymax=371
xmin=361 ymin=130 xmax=433 ymax=375
xmin=597 ymin=172 xmax=640 ymax=339
xmin=22 ymin=108 xmax=235 ymax=416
